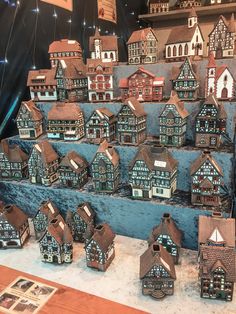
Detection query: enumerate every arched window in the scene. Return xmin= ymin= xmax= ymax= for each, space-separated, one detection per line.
xmin=224 ymin=75 xmax=228 ymax=82
xmin=104 ymin=52 xmax=108 ymax=59
xmin=168 ymin=46 xmax=171 ymax=57
xmin=196 ymin=35 xmax=198 ymax=43
xmin=210 ymin=87 xmax=213 ymax=94
xmin=110 ymin=52 xmax=114 ymax=60
xmin=179 ymin=45 xmax=182 ymax=56
xmin=210 ymin=70 xmax=214 ymax=75
xmin=184 ymin=44 xmax=188 ymax=55
xmin=173 ymin=46 xmax=177 ymax=57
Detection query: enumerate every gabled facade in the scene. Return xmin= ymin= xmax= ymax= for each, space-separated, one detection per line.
xmin=0 ymin=140 xmax=28 ymax=180
xmin=33 ymin=200 xmax=59 ymax=240
xmin=190 ymin=152 xmax=223 ymax=207
xmin=91 ymin=140 xmax=120 ymax=193
xmin=149 ymin=0 xmax=169 ymax=14
xmin=0 ymin=204 xmax=30 ymax=249
xmin=16 ymin=100 xmax=43 ymax=139
xmin=85 ymin=108 xmax=117 ymax=143
xmin=117 ymin=97 xmax=147 ymax=146
xmin=195 ymin=94 xmax=227 ymax=148
xmin=127 ymin=28 xmax=158 ymax=65
xmin=129 ymin=146 xmax=178 ymax=199
xmin=85 ymin=223 xmax=115 ymax=271
xmin=171 ymin=57 xmax=199 ymax=100
xmin=140 ymin=243 xmax=176 ymax=299
xmin=148 ymin=213 xmax=182 ymax=264
xmin=39 ymin=215 xmax=73 ymax=264
xmin=119 ymin=67 xmax=164 ymax=102
xmin=47 ymin=103 xmax=85 ymax=141
xmin=86 ymin=59 xmax=114 ymax=102
xmin=27 ymin=68 xmax=57 ymax=101
xmin=28 ymin=141 xmax=59 ymax=186
xmin=58 ymin=151 xmax=88 ymax=188
xmin=159 ymin=93 xmax=189 ymax=147
xmin=177 ymin=0 xmax=201 ymax=8
xmin=208 ymin=14 xmax=235 ymax=59
xmin=66 ymin=203 xmax=95 ymax=242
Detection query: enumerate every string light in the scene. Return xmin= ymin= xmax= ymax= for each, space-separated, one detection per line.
xmin=53 ymin=10 xmax=57 ymax=19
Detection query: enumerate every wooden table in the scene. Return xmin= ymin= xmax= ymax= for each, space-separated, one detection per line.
xmin=0 ymin=266 xmax=149 ymax=314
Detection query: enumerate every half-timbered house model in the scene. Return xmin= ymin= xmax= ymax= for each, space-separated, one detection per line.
xmin=89 ymin=27 xmax=118 ymax=63
xmin=47 ymin=103 xmax=85 ymax=141
xmin=190 ymin=151 xmax=223 ymax=207
xmin=91 ymin=140 xmax=120 ymax=193
xmin=0 ymin=204 xmax=30 ymax=249
xmin=208 ymin=14 xmax=235 ymax=59
xmin=27 ymin=68 xmax=57 ymax=101
xmin=0 ymin=140 xmax=28 ymax=180
xmin=177 ymin=0 xmax=201 ymax=8
xmin=171 ymin=57 xmax=199 ymax=100
xmin=86 ymin=59 xmax=114 ymax=102
xmin=16 ymin=100 xmax=43 ymax=139
xmin=66 ymin=203 xmax=95 ymax=242
xmin=117 ymin=97 xmax=147 ymax=146
xmin=119 ymin=67 xmax=165 ymax=102
xmin=39 ymin=215 xmax=73 ymax=264
xmin=58 ymin=151 xmax=88 ymax=188
xmin=28 ymin=141 xmax=59 ymax=186
xmin=165 ymin=8 xmax=204 ymax=62
xmin=148 ymin=213 xmax=182 ymax=264
xmin=33 ymin=200 xmax=59 ymax=240
xmin=48 ymin=39 xmax=83 ymax=68
xmin=140 ymin=243 xmax=176 ymax=300
xmin=159 ymin=93 xmax=189 ymax=147
xmin=205 ymin=52 xmax=235 ymax=100
xmin=129 ymin=145 xmax=178 ymax=199
xmin=127 ymin=27 xmax=158 ymax=65
xmin=85 ymin=108 xmax=117 ymax=143
xmin=195 ymin=94 xmax=227 ymax=148
xmin=55 ymin=59 xmax=88 ymax=102
xmin=85 ymin=223 xmax=115 ymax=271
xmin=149 ymin=0 xmax=169 ymax=14
xmin=198 ymin=213 xmax=236 ymax=301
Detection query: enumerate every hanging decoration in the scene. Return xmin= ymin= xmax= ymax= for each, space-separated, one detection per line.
xmin=40 ymin=0 xmax=73 ymax=12
xmin=97 ymin=0 xmax=117 ymax=24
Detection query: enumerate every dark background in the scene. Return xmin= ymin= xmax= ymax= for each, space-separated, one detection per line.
xmin=0 ymin=0 xmax=148 ymax=138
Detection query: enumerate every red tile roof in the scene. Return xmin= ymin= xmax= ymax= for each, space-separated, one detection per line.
xmin=89 ymin=28 xmax=118 ymax=52
xmin=49 ymin=39 xmax=82 ymax=54
xmin=48 ymin=103 xmax=83 ymax=121
xmin=0 ymin=204 xmax=28 ymax=231
xmin=17 ymin=100 xmax=43 ymax=122
xmin=127 ymin=27 xmax=157 ymax=44
xmin=27 ymin=68 xmax=56 ymax=87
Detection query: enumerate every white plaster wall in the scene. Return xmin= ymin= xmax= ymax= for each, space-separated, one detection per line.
xmin=216 ymin=69 xmax=234 ymax=98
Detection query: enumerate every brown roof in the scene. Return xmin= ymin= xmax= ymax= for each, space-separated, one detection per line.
xmin=75 ymin=203 xmax=95 ymax=225
xmin=35 ymin=200 xmax=60 ymax=219
xmin=17 ymin=100 xmax=43 ymax=122
xmin=89 ymin=28 xmax=118 ymax=52
xmin=199 ymin=94 xmax=227 ymax=119
xmin=166 ymin=24 xmax=199 ymax=45
xmin=59 ymin=151 xmax=88 ymax=173
xmin=48 ymin=103 xmax=83 ymax=121
xmin=90 ymin=223 xmax=115 ymax=252
xmin=96 ymin=140 xmax=119 ymax=167
xmin=0 ymin=140 xmax=28 ymax=163
xmin=88 ymin=108 xmax=117 ymax=125
xmin=32 ymin=141 xmax=59 ymax=165
xmin=198 ymin=215 xmax=235 ymax=247
xmin=49 ymin=39 xmax=82 ymax=54
xmin=86 ymin=59 xmax=113 ymax=75
xmin=122 ymin=97 xmax=147 ymax=118
xmin=140 ymin=243 xmax=176 ymax=279
xmin=161 ymin=93 xmax=189 ymax=119
xmin=0 ymin=204 xmax=28 ymax=231
xmin=127 ymin=27 xmax=157 ymax=44
xmin=27 ymin=68 xmax=56 ymax=87
xmin=45 ymin=214 xmax=73 ymax=245
xmin=171 ymin=57 xmax=198 ymax=81
xmin=207 ymin=52 xmax=216 ymax=68
xmin=148 ymin=213 xmax=182 ymax=247
xmin=59 ymin=59 xmax=86 ymax=78
xmin=190 ymin=152 xmax=223 ymax=177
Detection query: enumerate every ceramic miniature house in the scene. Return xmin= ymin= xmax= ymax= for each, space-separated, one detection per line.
xmin=91 ymin=140 xmax=120 ymax=193
xmin=66 ymin=203 xmax=95 ymax=242
xmin=28 ymin=141 xmax=59 ymax=186
xmin=117 ymin=97 xmax=147 ymax=146
xmin=33 ymin=200 xmax=59 ymax=240
xmin=47 ymin=103 xmax=85 ymax=141
xmin=89 ymin=28 xmax=118 ymax=63
xmin=55 ymin=59 xmax=88 ymax=102
xmin=127 ymin=27 xmax=158 ymax=65
xmin=16 ymin=100 xmax=43 ymax=139
xmin=190 ymin=151 xmax=223 ymax=207
xmin=39 ymin=215 xmax=73 ymax=264
xmin=171 ymin=57 xmax=199 ymax=100
xmin=0 ymin=204 xmax=30 ymax=249
xmin=208 ymin=14 xmax=235 ymax=59
xmin=148 ymin=213 xmax=182 ymax=264
xmin=198 ymin=213 xmax=236 ymax=301
xmin=129 ymin=146 xmax=178 ymax=199
xmin=0 ymin=140 xmax=28 ymax=180
xmin=119 ymin=67 xmax=164 ymax=102
xmin=177 ymin=0 xmax=201 ymax=8
xmin=149 ymin=0 xmax=169 ymax=14
xmin=86 ymin=59 xmax=114 ymax=102
xmin=205 ymin=52 xmax=235 ymax=100
xmin=27 ymin=68 xmax=57 ymax=101
xmin=58 ymin=151 xmax=88 ymax=188
xmin=195 ymin=94 xmax=227 ymax=148
xmin=85 ymin=108 xmax=117 ymax=143
xmin=85 ymin=223 xmax=115 ymax=271
xmin=48 ymin=39 xmax=83 ymax=68
xmin=165 ymin=8 xmax=204 ymax=61
xmin=159 ymin=93 xmax=189 ymax=147
xmin=140 ymin=243 xmax=176 ymax=300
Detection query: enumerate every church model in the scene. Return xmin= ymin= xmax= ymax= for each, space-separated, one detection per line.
xmin=198 ymin=213 xmax=236 ymax=301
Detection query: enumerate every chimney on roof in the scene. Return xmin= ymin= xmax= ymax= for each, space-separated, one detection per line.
xmin=152 ymin=243 xmax=160 ymax=256
xmin=162 ymin=213 xmax=171 ymax=223
xmin=212 ymin=211 xmax=223 ymax=219
xmin=95 ymin=224 xmax=105 ymax=234
xmin=4 ymin=204 xmax=13 ymax=213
